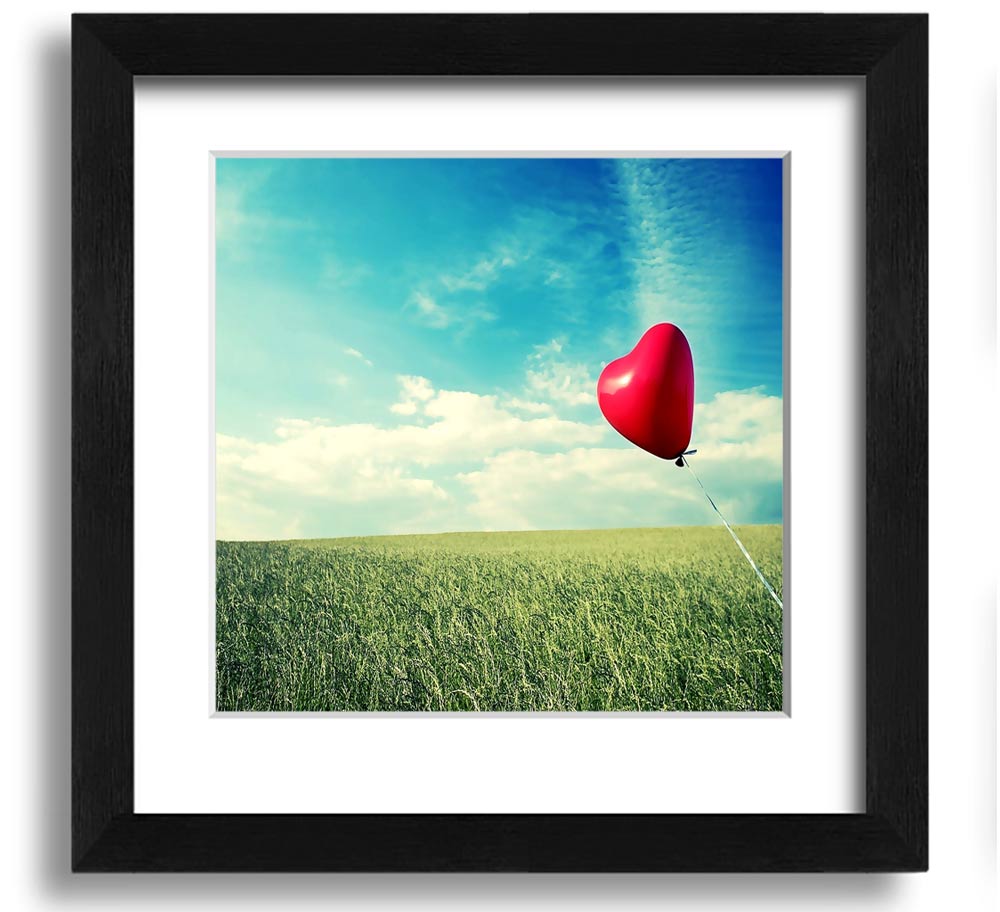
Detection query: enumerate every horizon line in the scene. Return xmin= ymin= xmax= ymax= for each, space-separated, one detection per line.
xmin=216 ymin=522 xmax=783 ymax=545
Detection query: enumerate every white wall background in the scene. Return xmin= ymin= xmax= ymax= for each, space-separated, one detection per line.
xmin=2 ymin=1 xmax=995 ymax=910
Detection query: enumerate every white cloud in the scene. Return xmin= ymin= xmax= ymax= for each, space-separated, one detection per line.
xmin=694 ymin=387 xmax=783 ymax=458
xmin=457 ymin=388 xmax=783 ymax=530
xmin=215 ymin=486 xmax=303 ymax=542
xmin=343 ymin=346 xmax=373 ymax=367
xmin=524 ymin=338 xmax=597 ymax=407
xmin=457 ymin=447 xmax=699 ymax=531
xmin=217 ymin=379 xmax=780 ymax=539
xmin=217 ymin=378 xmax=607 ymax=538
xmin=504 ymin=397 xmax=555 ymax=416
xmin=390 ymin=374 xmax=436 ymax=415
xmin=219 ymin=424 xmax=448 ymax=509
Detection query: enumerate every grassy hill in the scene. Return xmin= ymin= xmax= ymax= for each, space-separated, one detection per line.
xmin=216 ymin=525 xmax=783 ymax=712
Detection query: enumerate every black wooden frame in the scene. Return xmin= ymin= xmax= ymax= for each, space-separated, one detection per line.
xmin=72 ymin=13 xmax=928 ymax=872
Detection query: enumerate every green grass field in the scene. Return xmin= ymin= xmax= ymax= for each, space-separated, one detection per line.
xmin=216 ymin=526 xmax=783 ymax=712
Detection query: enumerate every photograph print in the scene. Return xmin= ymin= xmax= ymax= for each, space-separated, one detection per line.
xmin=215 ymin=155 xmax=785 ymax=712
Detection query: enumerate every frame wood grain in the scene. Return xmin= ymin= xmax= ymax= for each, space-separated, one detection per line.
xmin=72 ymin=13 xmax=928 ymax=872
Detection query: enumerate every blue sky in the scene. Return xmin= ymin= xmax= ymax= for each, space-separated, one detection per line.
xmin=215 ymin=156 xmax=783 ymax=540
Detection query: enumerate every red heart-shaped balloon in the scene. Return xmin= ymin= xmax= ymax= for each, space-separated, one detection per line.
xmin=597 ymin=323 xmax=694 ymax=460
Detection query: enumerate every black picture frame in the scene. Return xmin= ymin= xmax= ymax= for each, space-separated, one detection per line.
xmin=72 ymin=13 xmax=928 ymax=872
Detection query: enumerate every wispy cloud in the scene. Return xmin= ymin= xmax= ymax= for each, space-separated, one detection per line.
xmin=402 ymin=237 xmax=523 ymax=338
xmin=524 ymin=339 xmax=597 ymax=408
xmin=409 ymin=291 xmax=453 ymax=329
xmin=215 ymin=162 xmax=312 ymax=253
xmin=323 ymin=255 xmax=371 ymax=288
xmin=343 ymin=346 xmax=373 ymax=367
xmin=616 ymin=159 xmax=720 ymax=331
xmin=440 ymin=252 xmax=517 ymax=292
xmin=402 ymin=184 xmax=628 ymax=342
xmin=614 ymin=158 xmax=783 ymax=396
xmin=408 ymin=290 xmax=496 ymax=334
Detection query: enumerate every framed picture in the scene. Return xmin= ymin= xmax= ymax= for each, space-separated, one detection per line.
xmin=72 ymin=13 xmax=927 ymax=871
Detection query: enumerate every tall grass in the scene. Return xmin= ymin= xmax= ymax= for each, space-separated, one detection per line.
xmin=216 ymin=526 xmax=782 ymax=712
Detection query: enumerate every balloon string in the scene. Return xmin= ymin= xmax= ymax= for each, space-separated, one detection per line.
xmin=680 ymin=456 xmax=783 ymax=610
